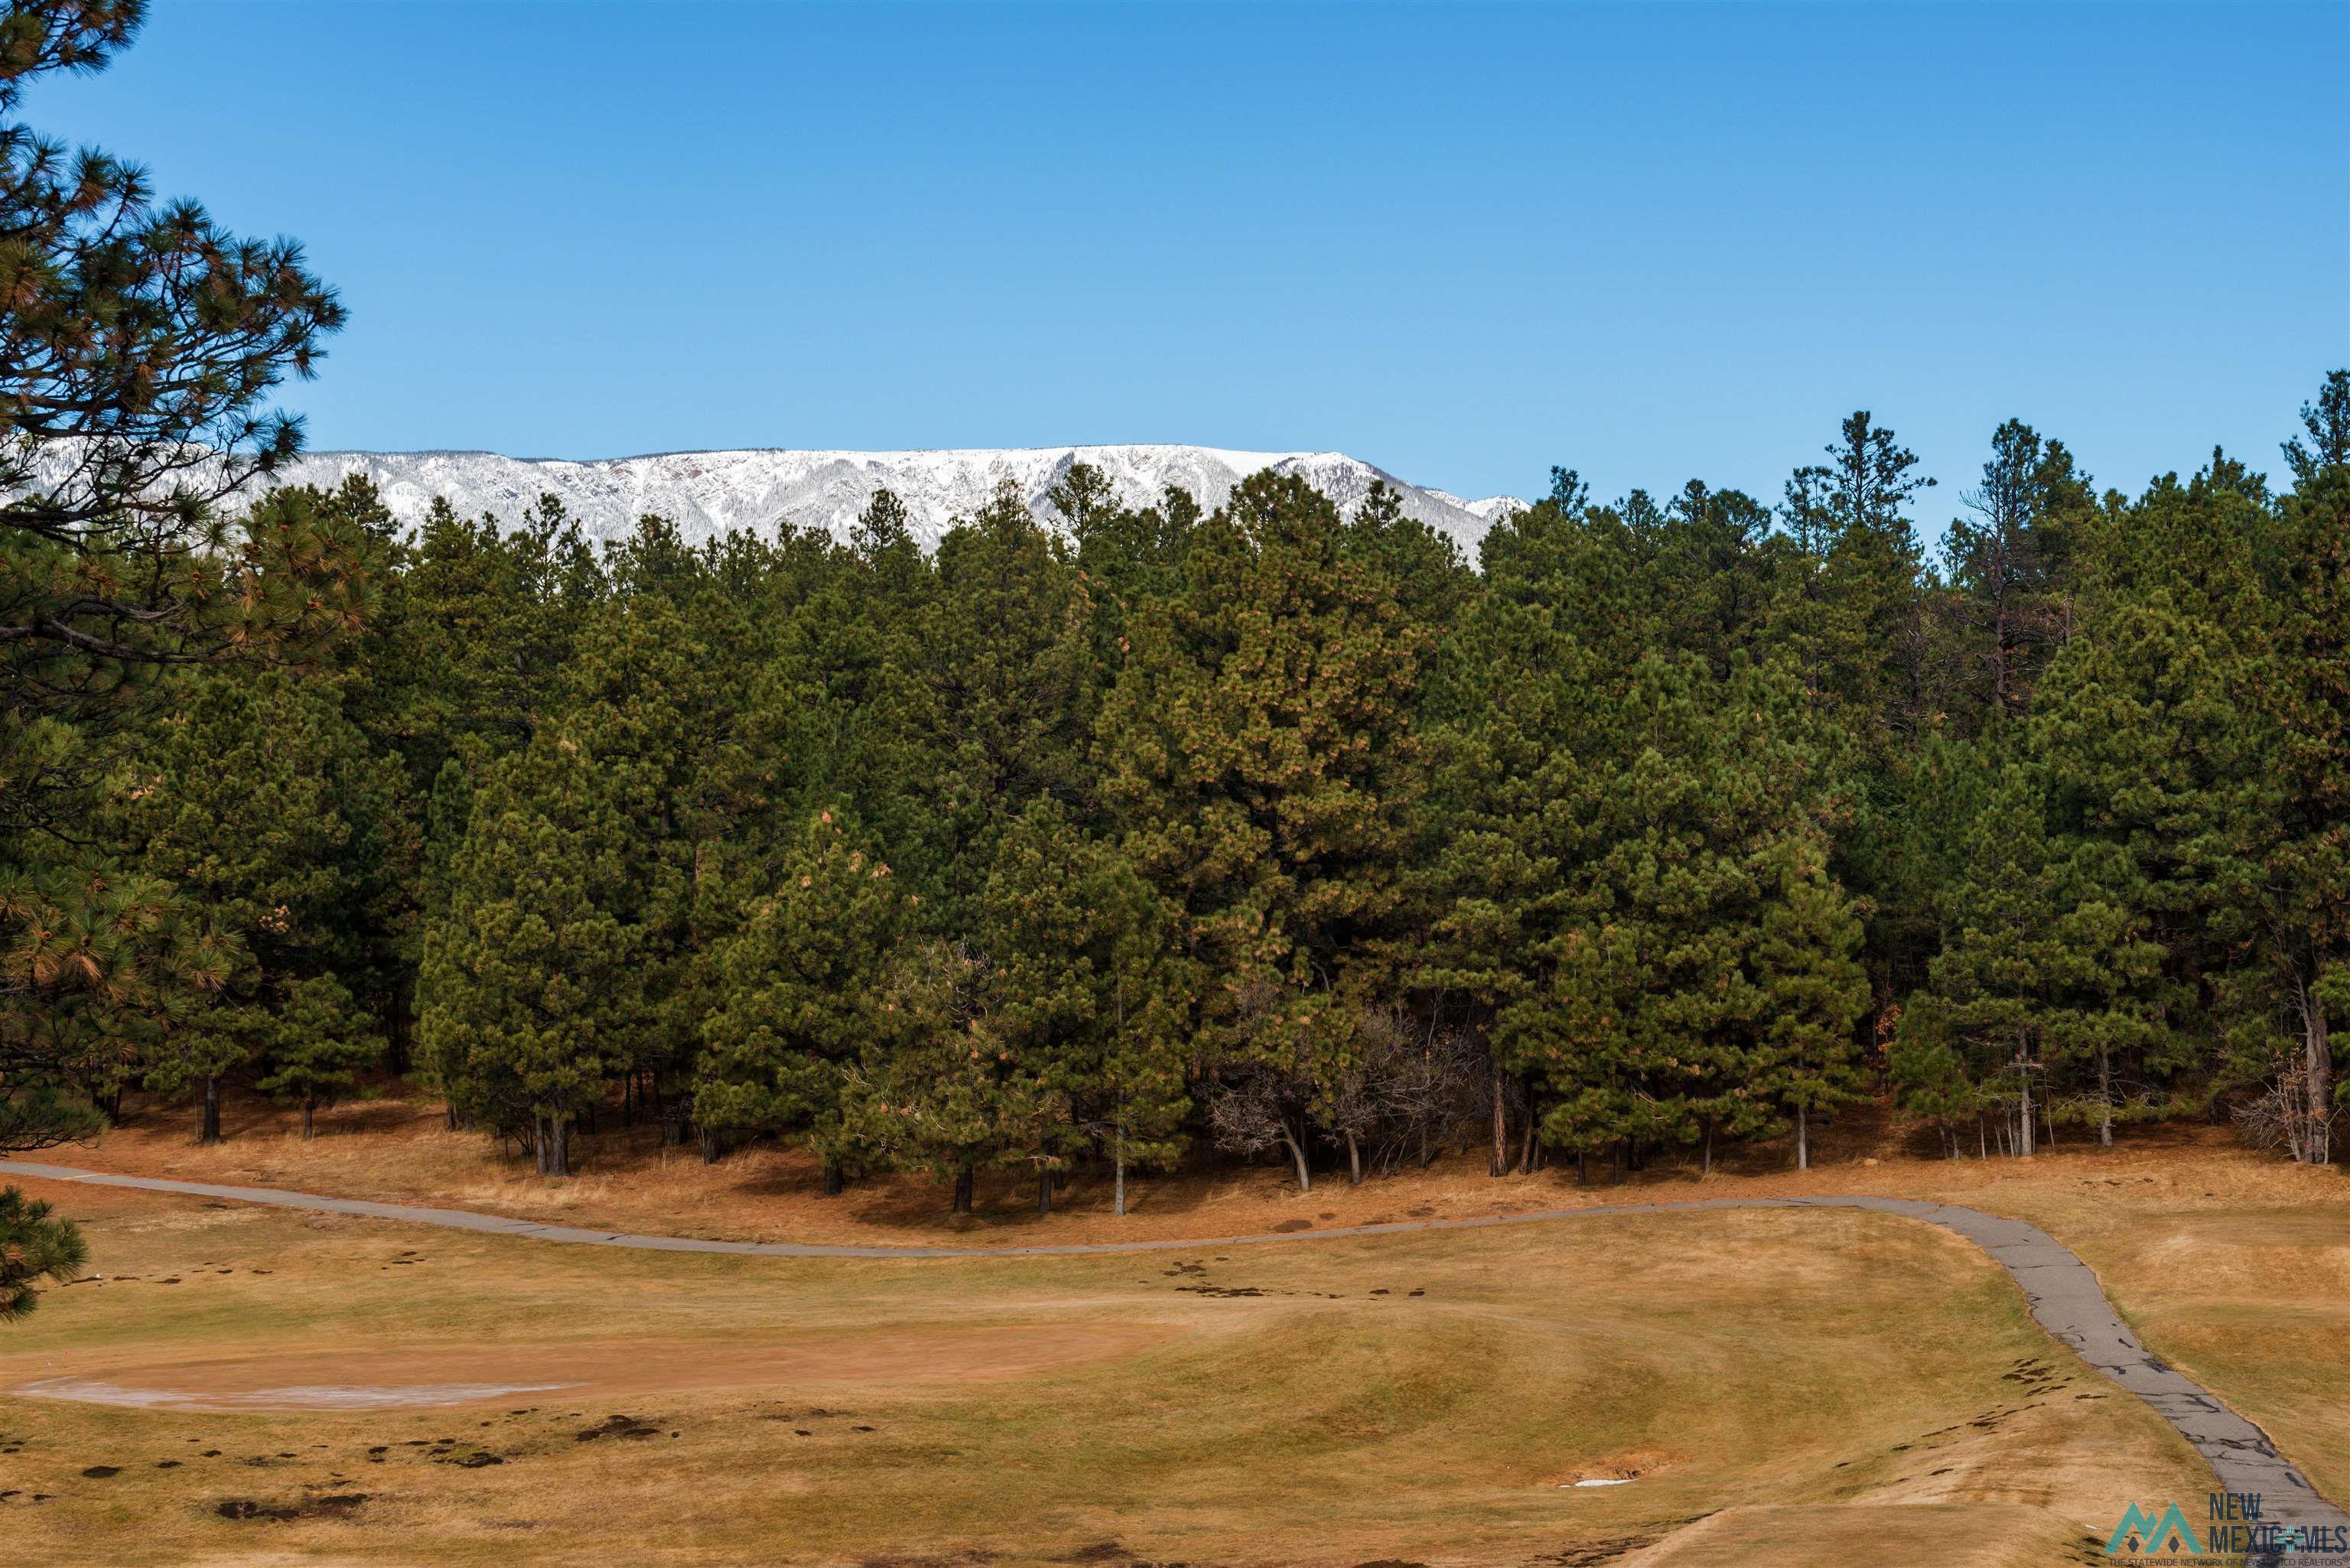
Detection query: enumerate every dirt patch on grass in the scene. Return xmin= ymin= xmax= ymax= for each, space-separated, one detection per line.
xmin=7 ymin=1322 xmax=1182 ymax=1412
xmin=1548 ymin=1446 xmax=1684 ymax=1487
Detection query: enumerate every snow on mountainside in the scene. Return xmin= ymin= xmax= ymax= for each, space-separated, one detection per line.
xmin=252 ymin=445 xmax=1525 ymax=552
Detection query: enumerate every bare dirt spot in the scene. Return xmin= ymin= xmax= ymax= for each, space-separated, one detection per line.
xmin=8 ymin=1322 xmax=1182 ymax=1413
xmin=215 ymin=1492 xmax=370 ymax=1522
xmin=1548 ymin=1446 xmax=1682 ymax=1488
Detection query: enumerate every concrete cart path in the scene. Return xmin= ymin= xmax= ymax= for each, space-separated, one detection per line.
xmin=9 ymin=1160 xmax=2343 ymax=1560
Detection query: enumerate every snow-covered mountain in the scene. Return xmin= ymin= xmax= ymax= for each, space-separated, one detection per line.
xmin=252 ymin=444 xmax=1525 ymax=553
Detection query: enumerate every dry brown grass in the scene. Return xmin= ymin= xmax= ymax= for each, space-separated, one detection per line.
xmin=0 ymin=1172 xmax=2215 ymax=1567
xmin=7 ymin=1086 xmax=2345 ymax=1565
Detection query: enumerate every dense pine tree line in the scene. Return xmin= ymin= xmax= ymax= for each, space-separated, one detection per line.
xmin=10 ymin=375 xmax=2337 ymax=1209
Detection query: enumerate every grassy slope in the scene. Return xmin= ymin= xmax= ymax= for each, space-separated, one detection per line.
xmin=0 ymin=1184 xmax=2209 ymax=1568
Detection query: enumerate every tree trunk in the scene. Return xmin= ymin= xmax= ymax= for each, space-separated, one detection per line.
xmin=699 ymin=1124 xmax=719 ymax=1165
xmin=952 ymin=1163 xmax=975 ymax=1215
xmin=302 ymin=1097 xmax=316 ymax=1140
xmin=2018 ymin=1069 xmax=2035 ymax=1157
xmin=1516 ymin=1106 xmax=1537 ymax=1174
xmin=1978 ymin=1111 xmax=1987 ymax=1160
xmin=1037 ymin=1165 xmax=1053 ymax=1215
xmin=1345 ymin=1131 xmax=1362 ymax=1185
xmin=1701 ymin=1116 xmax=1715 ymax=1176
xmin=1489 ymin=1057 xmax=1507 ymax=1177
xmin=1576 ymin=1149 xmax=1589 ymax=1186
xmin=822 ymin=1158 xmax=845 ymax=1197
xmin=2308 ymin=989 xmax=2334 ymax=1166
xmin=2092 ymin=1045 xmax=2111 ymax=1148
xmin=1279 ymin=1119 xmax=1313 ymax=1193
xmin=198 ymin=1075 xmax=221 ymax=1145
xmin=1795 ymin=1103 xmax=1809 ymax=1171
xmin=1114 ymin=1127 xmax=1127 ymax=1218
xmin=549 ymin=1114 xmax=572 ymax=1177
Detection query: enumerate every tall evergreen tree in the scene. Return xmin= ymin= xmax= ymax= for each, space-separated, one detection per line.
xmin=693 ymin=810 xmax=910 ymax=1186
xmin=418 ymin=731 xmax=636 ymax=1175
xmin=1940 ymin=421 xmax=2091 ymax=726
xmin=1098 ymin=471 xmax=1424 ymax=1189
xmin=976 ymin=802 xmax=1193 ymax=1214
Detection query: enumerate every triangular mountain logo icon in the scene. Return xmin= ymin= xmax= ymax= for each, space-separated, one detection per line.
xmin=2104 ymin=1502 xmax=2204 ymax=1555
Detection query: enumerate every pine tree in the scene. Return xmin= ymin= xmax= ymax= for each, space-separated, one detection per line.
xmin=2224 ymin=382 xmax=2350 ymax=1161
xmin=1510 ymin=656 xmax=1864 ymax=1175
xmin=1346 ymin=480 xmax=1474 ymax=636
xmin=1749 ymin=834 xmax=1870 ymax=1169
xmin=418 ymin=731 xmax=636 ymax=1175
xmin=1655 ymin=480 xmax=1778 ymax=676
xmin=737 ymin=490 xmax=943 ymax=901
xmin=256 ymin=974 xmax=382 ymax=1138
xmin=976 ymin=802 xmax=1193 ymax=1214
xmin=1774 ymin=412 xmax=1933 ymax=735
xmin=0 ymin=1186 xmax=85 ymax=1322
xmin=1941 ymin=421 xmax=2091 ymax=725
xmin=693 ymin=810 xmax=911 ymax=1186
xmin=1416 ymin=484 xmax=1617 ymax=1176
xmin=1894 ymin=759 xmax=2179 ymax=1155
xmin=922 ymin=485 xmax=1097 ymax=917
xmin=2280 ymin=369 xmax=2350 ymax=492
xmin=103 ymin=662 xmax=402 ymax=1140
xmin=0 ymin=1 xmax=353 ymax=839
xmin=1097 ymin=471 xmax=1424 ymax=1190
xmin=836 ymin=940 xmax=1021 ymax=1215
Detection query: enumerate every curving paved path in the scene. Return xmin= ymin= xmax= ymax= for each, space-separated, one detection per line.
xmin=9 ymin=1160 xmax=2345 ymax=1560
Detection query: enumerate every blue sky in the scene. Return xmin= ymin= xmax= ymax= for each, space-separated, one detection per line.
xmin=34 ymin=2 xmax=2349 ymax=519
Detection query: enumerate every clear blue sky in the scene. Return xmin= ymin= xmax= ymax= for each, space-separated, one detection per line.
xmin=34 ymin=2 xmax=2350 ymax=518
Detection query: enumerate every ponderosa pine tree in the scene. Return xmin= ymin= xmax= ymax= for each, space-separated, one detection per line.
xmin=1749 ymin=833 xmax=1870 ymax=1169
xmin=418 ymin=731 xmax=636 ymax=1175
xmin=1346 ymin=480 xmax=1475 ymax=636
xmin=0 ymin=1186 xmax=84 ymax=1322
xmin=1654 ymin=480 xmax=1779 ymax=677
xmin=1063 ymin=471 xmax=1201 ymax=686
xmin=1098 ymin=471 xmax=1425 ymax=1190
xmin=106 ymin=659 xmax=401 ymax=1140
xmin=737 ymin=489 xmax=944 ymax=901
xmin=1415 ymin=480 xmax=1621 ymax=1176
xmin=256 ymin=974 xmax=381 ymax=1138
xmin=693 ymin=810 xmax=910 ymax=1188
xmin=556 ymin=577 xmax=742 ymax=1137
xmin=836 ymin=939 xmax=1027 ymax=1215
xmin=922 ymin=485 xmax=1097 ymax=919
xmin=2280 ymin=370 xmax=2350 ymax=491
xmin=386 ymin=495 xmax=601 ymax=778
xmin=1 ymin=868 xmax=242 ymax=1140
xmin=2221 ymin=387 xmax=2350 ymax=1161
xmin=1508 ymin=655 xmax=1865 ymax=1176
xmin=1940 ymin=421 xmax=2091 ymax=727
xmin=1893 ymin=758 xmax=2179 ymax=1155
xmin=976 ymin=802 xmax=1193 ymax=1214
xmin=1774 ymin=412 xmax=1934 ymax=736
xmin=0 ymin=2 xmax=356 ymax=1197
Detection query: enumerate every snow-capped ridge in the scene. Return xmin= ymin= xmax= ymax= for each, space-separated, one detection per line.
xmin=250 ymin=444 xmax=1525 ymax=553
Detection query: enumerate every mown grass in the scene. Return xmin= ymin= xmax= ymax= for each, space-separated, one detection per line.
xmin=0 ymin=1182 xmax=2214 ymax=1567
